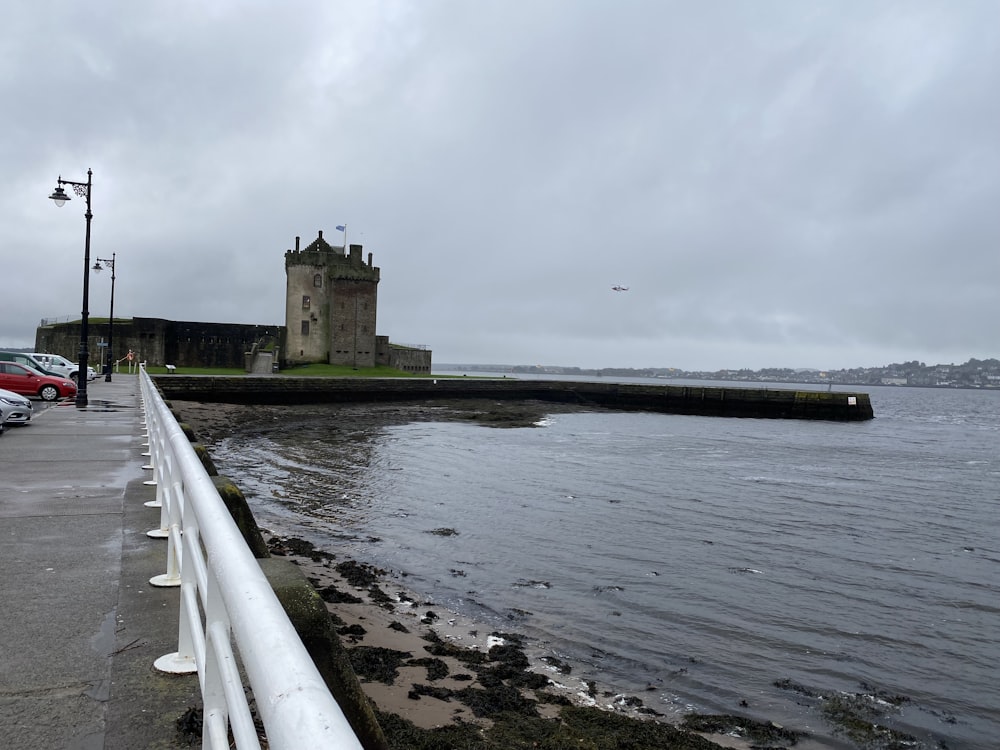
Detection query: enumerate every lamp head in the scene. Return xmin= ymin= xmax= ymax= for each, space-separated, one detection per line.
xmin=49 ymin=186 xmax=70 ymax=207
xmin=92 ymin=261 xmax=102 ymax=273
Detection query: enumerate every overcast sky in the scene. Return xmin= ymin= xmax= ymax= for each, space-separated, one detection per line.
xmin=2 ymin=1 xmax=997 ymax=371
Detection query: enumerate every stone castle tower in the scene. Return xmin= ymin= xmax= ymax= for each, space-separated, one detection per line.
xmin=284 ymin=230 xmax=380 ymax=367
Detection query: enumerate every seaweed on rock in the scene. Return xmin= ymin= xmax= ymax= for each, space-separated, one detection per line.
xmin=348 ymin=646 xmax=412 ymax=684
xmin=681 ymin=714 xmax=805 ymax=747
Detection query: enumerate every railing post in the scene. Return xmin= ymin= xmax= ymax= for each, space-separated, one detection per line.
xmin=139 ymin=368 xmax=364 ymax=749
xmin=146 ymin=449 xmax=172 ymax=538
xmin=154 ymin=464 xmax=198 ymax=674
xmin=143 ymin=421 xmax=163 ymax=506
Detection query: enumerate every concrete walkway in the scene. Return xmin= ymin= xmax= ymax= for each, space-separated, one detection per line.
xmin=0 ymin=376 xmax=201 ymax=749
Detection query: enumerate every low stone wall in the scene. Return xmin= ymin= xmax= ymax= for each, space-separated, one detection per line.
xmin=153 ymin=376 xmax=875 ymax=421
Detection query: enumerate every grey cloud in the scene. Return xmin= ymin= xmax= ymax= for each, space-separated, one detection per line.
xmin=2 ymin=0 xmax=998 ymax=371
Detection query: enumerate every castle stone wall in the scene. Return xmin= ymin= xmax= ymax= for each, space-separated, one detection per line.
xmin=35 ymin=317 xmax=280 ymax=368
xmin=386 ymin=346 xmax=432 ymax=373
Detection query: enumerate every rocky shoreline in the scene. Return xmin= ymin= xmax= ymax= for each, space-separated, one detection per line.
xmin=265 ymin=533 xmax=802 ymax=750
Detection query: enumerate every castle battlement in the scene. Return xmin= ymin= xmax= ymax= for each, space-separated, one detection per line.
xmin=285 ymin=231 xmax=380 ymax=280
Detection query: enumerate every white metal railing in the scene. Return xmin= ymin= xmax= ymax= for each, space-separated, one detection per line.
xmin=39 ymin=314 xmax=76 ymax=326
xmin=138 ymin=364 xmax=363 ymax=750
xmin=390 ymin=342 xmax=429 ymax=350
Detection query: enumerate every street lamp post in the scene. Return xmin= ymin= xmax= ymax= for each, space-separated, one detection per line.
xmin=49 ymin=169 xmax=93 ymax=408
xmin=93 ymin=253 xmax=116 ymax=381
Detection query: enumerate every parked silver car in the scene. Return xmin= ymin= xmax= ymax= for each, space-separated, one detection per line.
xmin=0 ymin=387 xmax=33 ymax=429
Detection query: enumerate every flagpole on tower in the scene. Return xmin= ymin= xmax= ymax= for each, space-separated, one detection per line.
xmin=336 ymin=224 xmax=347 ymax=251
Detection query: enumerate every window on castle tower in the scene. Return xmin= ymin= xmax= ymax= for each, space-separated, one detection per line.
xmin=313 ymin=274 xmax=322 ymax=288
xmin=302 ymin=295 xmax=311 ymax=310
xmin=301 ymin=320 xmax=310 ymax=335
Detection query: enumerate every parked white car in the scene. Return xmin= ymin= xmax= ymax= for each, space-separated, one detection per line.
xmin=0 ymin=387 xmax=33 ymax=428
xmin=30 ymin=353 xmax=97 ymax=383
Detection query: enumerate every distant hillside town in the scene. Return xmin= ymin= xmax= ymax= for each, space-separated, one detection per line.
xmin=439 ymin=358 xmax=1000 ymax=389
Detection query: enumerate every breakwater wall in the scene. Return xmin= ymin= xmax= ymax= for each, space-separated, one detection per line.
xmin=152 ymin=376 xmax=874 ymax=421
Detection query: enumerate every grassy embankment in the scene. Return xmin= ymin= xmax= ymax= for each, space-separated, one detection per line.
xmin=144 ymin=363 xmax=452 ymax=377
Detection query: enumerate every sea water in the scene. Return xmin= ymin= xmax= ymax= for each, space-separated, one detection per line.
xmin=207 ymin=379 xmax=999 ymax=748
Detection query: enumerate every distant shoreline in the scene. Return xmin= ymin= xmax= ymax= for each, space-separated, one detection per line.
xmin=435 ymin=366 xmax=1000 ymax=390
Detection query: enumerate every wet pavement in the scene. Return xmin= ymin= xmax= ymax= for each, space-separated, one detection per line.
xmin=0 ymin=376 xmax=201 ymax=749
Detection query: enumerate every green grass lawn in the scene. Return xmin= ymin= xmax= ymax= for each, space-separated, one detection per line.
xmin=144 ymin=363 xmax=448 ymax=377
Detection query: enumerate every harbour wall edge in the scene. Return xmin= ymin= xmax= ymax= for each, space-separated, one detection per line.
xmin=152 ymin=376 xmax=875 ymax=421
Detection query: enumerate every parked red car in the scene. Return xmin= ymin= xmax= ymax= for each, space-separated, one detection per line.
xmin=0 ymin=362 xmax=77 ymax=401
